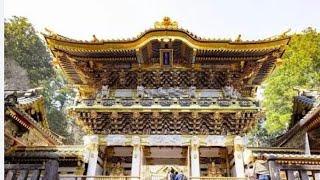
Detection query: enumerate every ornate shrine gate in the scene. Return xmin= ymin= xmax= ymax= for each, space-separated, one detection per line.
xmin=43 ymin=17 xmax=290 ymax=179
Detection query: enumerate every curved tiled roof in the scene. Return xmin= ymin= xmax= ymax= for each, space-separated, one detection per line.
xmin=275 ymin=103 xmax=320 ymax=147
xmin=5 ymin=89 xmax=63 ymax=146
xmin=5 ymin=145 xmax=84 ymax=161
xmin=44 ymin=28 xmax=290 ymax=53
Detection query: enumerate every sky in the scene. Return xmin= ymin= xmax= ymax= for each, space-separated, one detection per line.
xmin=4 ymin=0 xmax=320 ymax=41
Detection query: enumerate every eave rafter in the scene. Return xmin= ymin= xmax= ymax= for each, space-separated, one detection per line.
xmin=53 ymin=51 xmax=85 ymax=85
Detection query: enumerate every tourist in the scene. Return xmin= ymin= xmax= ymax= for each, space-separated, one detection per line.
xmin=168 ymin=168 xmax=176 ymax=180
xmin=174 ymin=171 xmax=187 ymax=180
xmin=253 ymin=156 xmax=270 ymax=180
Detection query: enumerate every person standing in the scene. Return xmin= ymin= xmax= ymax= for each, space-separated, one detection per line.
xmin=167 ymin=168 xmax=176 ymax=180
xmin=175 ymin=171 xmax=187 ymax=180
xmin=253 ymin=158 xmax=270 ymax=180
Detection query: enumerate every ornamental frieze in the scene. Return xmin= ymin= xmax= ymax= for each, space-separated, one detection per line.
xmin=205 ymin=135 xmax=226 ymax=146
xmin=77 ymin=111 xmax=257 ymax=135
xmin=105 ymin=135 xmax=127 ymax=146
xmin=101 ymin=135 xmax=234 ymax=147
xmin=147 ymin=135 xmax=185 ymax=146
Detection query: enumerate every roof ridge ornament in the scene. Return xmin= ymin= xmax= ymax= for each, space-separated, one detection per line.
xmin=92 ymin=34 xmax=99 ymax=42
xmin=44 ymin=28 xmax=58 ymax=37
xmin=154 ymin=17 xmax=178 ymax=29
xmin=280 ymin=28 xmax=291 ymax=38
xmin=235 ymin=34 xmax=242 ymax=42
xmin=266 ymin=28 xmax=291 ymax=40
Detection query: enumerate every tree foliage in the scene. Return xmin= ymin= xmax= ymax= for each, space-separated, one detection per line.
xmin=247 ymin=118 xmax=279 ymax=147
xmin=263 ymin=28 xmax=320 ymax=134
xmin=5 ymin=16 xmax=53 ymax=86
xmin=40 ymin=69 xmax=76 ymax=143
xmin=4 ymin=16 xmax=83 ymax=144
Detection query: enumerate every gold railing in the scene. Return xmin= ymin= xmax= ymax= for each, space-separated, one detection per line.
xmin=58 ymin=175 xmax=140 ymax=180
xmin=57 ymin=176 xmax=246 ymax=180
xmin=190 ymin=177 xmax=247 ymax=180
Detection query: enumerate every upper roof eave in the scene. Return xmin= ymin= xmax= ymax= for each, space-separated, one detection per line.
xmin=43 ymin=28 xmax=290 ymax=53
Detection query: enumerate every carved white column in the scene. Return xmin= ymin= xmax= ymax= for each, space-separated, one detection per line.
xmin=300 ymin=170 xmax=309 ymax=180
xmin=268 ymin=159 xmax=280 ymax=180
xmin=5 ymin=170 xmax=15 ymax=180
xmin=287 ymin=170 xmax=295 ymax=180
xmin=83 ymin=135 xmax=100 ymax=177
xmin=131 ymin=136 xmax=142 ymax=180
xmin=314 ymin=172 xmax=320 ymax=180
xmin=190 ymin=136 xmax=200 ymax=178
xmin=305 ymin=133 xmax=311 ymax=155
xmin=233 ymin=136 xmax=245 ymax=177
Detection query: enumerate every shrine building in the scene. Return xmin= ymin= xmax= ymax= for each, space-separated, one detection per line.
xmin=5 ymin=17 xmax=319 ymax=180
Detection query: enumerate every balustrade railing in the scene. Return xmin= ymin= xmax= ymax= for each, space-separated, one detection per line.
xmin=56 ymin=175 xmax=246 ymax=180
xmin=58 ymin=175 xmax=140 ymax=180
xmin=81 ymin=97 xmax=256 ymax=108
xmin=189 ymin=177 xmax=247 ymax=180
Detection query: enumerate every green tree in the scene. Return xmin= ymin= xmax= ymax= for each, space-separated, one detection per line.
xmin=263 ymin=28 xmax=320 ymax=134
xmin=5 ymin=16 xmax=83 ymax=144
xmin=5 ymin=16 xmax=53 ymax=86
xmin=247 ymin=118 xmax=279 ymax=147
xmin=40 ymin=69 xmax=76 ymax=143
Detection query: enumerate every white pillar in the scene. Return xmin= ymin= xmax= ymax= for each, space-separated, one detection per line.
xmin=314 ymin=172 xmax=320 ymax=180
xmin=287 ymin=170 xmax=295 ymax=180
xmin=83 ymin=135 xmax=100 ymax=177
xmin=233 ymin=136 xmax=245 ymax=178
xmin=190 ymin=136 xmax=200 ymax=178
xmin=300 ymin=170 xmax=309 ymax=180
xmin=305 ymin=133 xmax=311 ymax=155
xmin=131 ymin=136 xmax=142 ymax=180
xmin=268 ymin=159 xmax=280 ymax=180
xmin=5 ymin=170 xmax=15 ymax=180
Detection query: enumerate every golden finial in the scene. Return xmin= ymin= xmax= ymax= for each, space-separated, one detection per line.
xmin=267 ymin=29 xmax=291 ymax=40
xmin=280 ymin=28 xmax=291 ymax=38
xmin=44 ymin=28 xmax=58 ymax=37
xmin=235 ymin=34 xmax=242 ymax=42
xmin=92 ymin=34 xmax=99 ymax=42
xmin=154 ymin=17 xmax=178 ymax=29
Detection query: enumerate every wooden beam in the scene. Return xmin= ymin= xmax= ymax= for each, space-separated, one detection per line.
xmin=280 ymin=164 xmax=320 ymax=171
xmin=5 ymin=164 xmax=42 ymax=170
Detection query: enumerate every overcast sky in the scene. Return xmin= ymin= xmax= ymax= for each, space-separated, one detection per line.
xmin=4 ymin=0 xmax=320 ymax=41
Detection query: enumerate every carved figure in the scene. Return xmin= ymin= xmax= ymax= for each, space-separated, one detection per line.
xmin=207 ymin=161 xmax=223 ymax=177
xmin=223 ymin=85 xmax=241 ymax=99
xmin=137 ymin=86 xmax=196 ymax=98
xmin=137 ymin=86 xmax=145 ymax=98
xmin=145 ymin=89 xmax=158 ymax=98
xmin=101 ymin=85 xmax=109 ymax=98
xmin=189 ymin=86 xmax=196 ymax=98
xmin=97 ymin=85 xmax=109 ymax=100
xmin=74 ymin=91 xmax=82 ymax=105
xmin=158 ymin=87 xmax=169 ymax=98
xmin=110 ymin=162 xmax=125 ymax=176
xmin=168 ymin=87 xmax=184 ymax=97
